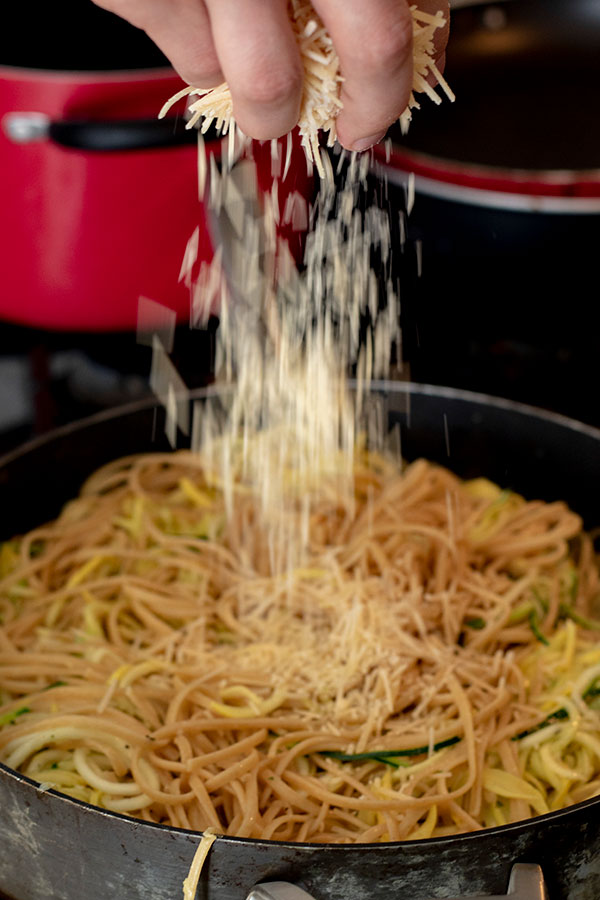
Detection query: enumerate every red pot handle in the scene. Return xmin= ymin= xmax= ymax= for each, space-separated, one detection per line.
xmin=3 ymin=112 xmax=210 ymax=152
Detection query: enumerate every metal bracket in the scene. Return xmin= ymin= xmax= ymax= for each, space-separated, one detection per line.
xmin=2 ymin=111 xmax=50 ymax=143
xmin=246 ymin=863 xmax=549 ymax=900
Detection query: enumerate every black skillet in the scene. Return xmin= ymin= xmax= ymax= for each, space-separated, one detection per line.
xmin=0 ymin=384 xmax=599 ymax=900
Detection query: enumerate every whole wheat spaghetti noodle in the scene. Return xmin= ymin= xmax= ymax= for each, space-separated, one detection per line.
xmin=1 ymin=449 xmax=599 ymax=842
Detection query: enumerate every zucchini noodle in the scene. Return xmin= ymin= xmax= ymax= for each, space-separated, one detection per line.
xmin=1 ymin=449 xmax=599 ymax=842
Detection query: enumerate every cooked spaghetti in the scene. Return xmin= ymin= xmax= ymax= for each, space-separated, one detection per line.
xmin=1 ymin=448 xmax=599 ymax=842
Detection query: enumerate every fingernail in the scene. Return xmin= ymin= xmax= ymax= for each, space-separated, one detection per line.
xmin=350 ymin=132 xmax=386 ymax=153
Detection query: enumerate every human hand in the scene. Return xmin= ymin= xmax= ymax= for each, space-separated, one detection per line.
xmin=93 ymin=0 xmax=449 ymax=150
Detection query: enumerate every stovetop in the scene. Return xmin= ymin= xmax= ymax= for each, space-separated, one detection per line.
xmin=0 ymin=310 xmax=597 ymax=462
xmin=0 ymin=324 xmax=218 ymax=458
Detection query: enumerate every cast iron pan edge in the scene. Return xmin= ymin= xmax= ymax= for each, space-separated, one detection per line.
xmin=0 ymin=380 xmax=598 ymax=535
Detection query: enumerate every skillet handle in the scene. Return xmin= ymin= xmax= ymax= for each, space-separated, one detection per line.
xmin=246 ymin=864 xmax=549 ymax=900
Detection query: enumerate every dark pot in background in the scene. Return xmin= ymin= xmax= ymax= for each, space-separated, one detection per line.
xmin=375 ymin=0 xmax=600 ymax=428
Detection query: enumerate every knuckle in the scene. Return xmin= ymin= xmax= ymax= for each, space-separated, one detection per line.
xmin=354 ymin=11 xmax=413 ymax=72
xmin=180 ymin=54 xmax=223 ymax=87
xmin=238 ymin=61 xmax=302 ymax=109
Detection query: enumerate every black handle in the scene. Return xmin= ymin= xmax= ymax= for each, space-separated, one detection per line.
xmin=47 ymin=116 xmax=201 ymax=151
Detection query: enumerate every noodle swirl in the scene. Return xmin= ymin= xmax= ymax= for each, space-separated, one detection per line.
xmin=1 ymin=450 xmax=599 ymax=842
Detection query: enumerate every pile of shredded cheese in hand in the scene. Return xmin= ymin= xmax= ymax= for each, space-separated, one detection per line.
xmin=159 ymin=0 xmax=454 ymax=172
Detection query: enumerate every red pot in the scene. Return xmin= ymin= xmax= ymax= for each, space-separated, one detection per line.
xmin=1 ymin=65 xmax=200 ymax=331
xmin=0 ymin=62 xmax=311 ymax=332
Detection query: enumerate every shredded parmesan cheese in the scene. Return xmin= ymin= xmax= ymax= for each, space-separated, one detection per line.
xmin=187 ymin=145 xmax=402 ymax=573
xmin=158 ymin=1 xmax=454 ymax=173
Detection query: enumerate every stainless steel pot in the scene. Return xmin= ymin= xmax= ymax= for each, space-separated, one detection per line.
xmin=0 ymin=383 xmax=599 ymax=900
